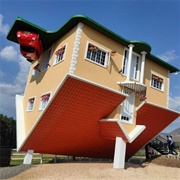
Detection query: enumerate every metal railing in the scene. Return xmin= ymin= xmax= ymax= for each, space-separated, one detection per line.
xmin=150 ymin=135 xmax=169 ymax=154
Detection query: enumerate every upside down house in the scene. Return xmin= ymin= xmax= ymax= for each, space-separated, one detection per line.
xmin=7 ymin=15 xmax=180 ymax=169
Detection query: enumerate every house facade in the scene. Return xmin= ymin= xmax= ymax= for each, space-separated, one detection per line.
xmin=7 ymin=15 xmax=179 ymax=168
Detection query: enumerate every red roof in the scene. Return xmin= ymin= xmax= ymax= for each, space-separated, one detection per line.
xmin=126 ymin=102 xmax=179 ymax=159
xmin=21 ymin=75 xmax=127 ymax=158
xmin=20 ymin=75 xmax=179 ymax=159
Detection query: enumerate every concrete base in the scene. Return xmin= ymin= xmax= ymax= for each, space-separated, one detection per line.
xmin=113 ymin=137 xmax=126 ymax=169
xmin=23 ymin=150 xmax=34 ymax=164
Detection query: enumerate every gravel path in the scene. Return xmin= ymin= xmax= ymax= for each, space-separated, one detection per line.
xmin=0 ymin=156 xmax=179 ymax=180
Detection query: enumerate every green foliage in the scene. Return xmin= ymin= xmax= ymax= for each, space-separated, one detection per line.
xmin=0 ymin=114 xmax=16 ymax=148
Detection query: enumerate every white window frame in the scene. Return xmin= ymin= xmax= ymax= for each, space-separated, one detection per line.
xmin=120 ymin=93 xmax=135 ymax=124
xmin=85 ymin=42 xmax=110 ymax=67
xmin=122 ymin=49 xmax=128 ymax=75
xmin=42 ymin=48 xmax=52 ymax=71
xmin=32 ymin=63 xmax=41 ymax=76
xmin=53 ymin=44 xmax=67 ymax=65
xmin=150 ymin=73 xmax=164 ymax=91
xmin=27 ymin=97 xmax=35 ymax=111
xmin=122 ymin=49 xmax=140 ymax=81
xmin=39 ymin=92 xmax=51 ymax=111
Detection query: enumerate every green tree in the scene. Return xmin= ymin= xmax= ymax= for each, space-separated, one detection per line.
xmin=0 ymin=114 xmax=16 ymax=148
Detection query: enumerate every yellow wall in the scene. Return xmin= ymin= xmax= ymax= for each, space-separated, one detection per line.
xmin=74 ymin=25 xmax=169 ymax=133
xmin=74 ymin=25 xmax=137 ymax=132
xmin=22 ymin=23 xmax=169 ymax=136
xmin=75 ymin=25 xmax=125 ymax=91
xmin=23 ymin=27 xmax=77 ymax=135
xmin=144 ymin=59 xmax=168 ymax=106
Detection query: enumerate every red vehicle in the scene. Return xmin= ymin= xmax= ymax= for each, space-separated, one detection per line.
xmin=16 ymin=31 xmax=43 ymax=62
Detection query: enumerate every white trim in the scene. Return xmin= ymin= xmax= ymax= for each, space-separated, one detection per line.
xmin=122 ymin=47 xmax=141 ymax=81
xmin=18 ymin=73 xmax=127 ymax=151
xmin=16 ymin=95 xmax=26 ymax=151
xmin=26 ymin=96 xmax=36 ymax=112
xmin=53 ymin=43 xmax=67 ymax=66
xmin=120 ymin=93 xmax=135 ymax=124
xmin=150 ymin=72 xmax=164 ymax=92
xmin=112 ymin=119 xmax=130 ymax=142
xmin=69 ymin=74 xmax=128 ymax=96
xmin=117 ymin=81 xmax=146 ymax=88
xmin=39 ymin=91 xmax=52 ymax=111
xmin=113 ymin=137 xmax=126 ymax=169
xmin=126 ymin=44 xmax=134 ymax=81
xmin=41 ymin=47 xmax=53 ymax=72
xmin=167 ymin=71 xmax=170 ymax=108
xmin=100 ymin=118 xmax=146 ymax=143
xmin=140 ymin=51 xmax=146 ymax=84
xmin=69 ymin=22 xmax=83 ymax=74
xmin=117 ymin=120 xmax=145 ymax=143
xmin=17 ymin=75 xmax=69 ymax=151
xmin=32 ymin=62 xmax=40 ymax=77
xmin=85 ymin=41 xmax=110 ymax=68
xmin=121 ymin=48 xmax=128 ymax=75
xmin=23 ymin=150 xmax=34 ymax=164
xmin=136 ymin=101 xmax=146 ymax=111
xmin=128 ymin=125 xmax=146 ymax=143
xmin=136 ymin=101 xmax=180 ymax=114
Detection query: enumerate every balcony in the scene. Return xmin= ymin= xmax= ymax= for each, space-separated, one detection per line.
xmin=117 ymin=81 xmax=146 ymax=96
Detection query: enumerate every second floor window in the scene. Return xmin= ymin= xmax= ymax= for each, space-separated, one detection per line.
xmin=27 ymin=97 xmax=35 ymax=111
xmin=151 ymin=74 xmax=164 ymax=91
xmin=39 ymin=93 xmax=50 ymax=110
xmin=54 ymin=45 xmax=66 ymax=65
xmin=42 ymin=48 xmax=52 ymax=71
xmin=122 ymin=49 xmax=140 ymax=80
xmin=32 ymin=63 xmax=41 ymax=76
xmin=85 ymin=43 xmax=109 ymax=67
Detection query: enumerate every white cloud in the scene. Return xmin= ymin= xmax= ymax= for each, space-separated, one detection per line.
xmin=0 ymin=12 xmax=30 ymax=118
xmin=0 ymin=14 xmax=10 ymax=35
xmin=162 ymin=96 xmax=180 ymax=133
xmin=157 ymin=50 xmax=178 ymax=62
xmin=162 ymin=117 xmax=180 ymax=133
xmin=169 ymin=96 xmax=180 ymax=112
xmin=15 ymin=55 xmax=30 ymax=86
xmin=0 ymin=46 xmax=30 ymax=118
xmin=0 ymin=46 xmax=18 ymax=61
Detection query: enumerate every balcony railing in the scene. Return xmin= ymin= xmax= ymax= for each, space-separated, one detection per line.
xmin=117 ymin=81 xmax=146 ymax=96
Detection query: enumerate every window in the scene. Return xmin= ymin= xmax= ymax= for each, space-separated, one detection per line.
xmin=120 ymin=93 xmax=135 ymax=124
xmin=122 ymin=49 xmax=140 ymax=80
xmin=42 ymin=48 xmax=52 ymax=71
xmin=85 ymin=43 xmax=109 ymax=66
xmin=32 ymin=63 xmax=41 ymax=76
xmin=54 ymin=45 xmax=66 ymax=65
xmin=122 ymin=50 xmax=128 ymax=75
xmin=39 ymin=93 xmax=51 ymax=110
xmin=151 ymin=74 xmax=164 ymax=91
xmin=134 ymin=56 xmax=139 ymax=80
xmin=27 ymin=97 xmax=35 ymax=111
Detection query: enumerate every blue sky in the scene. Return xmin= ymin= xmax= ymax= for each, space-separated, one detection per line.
xmin=0 ymin=0 xmax=179 ymax=133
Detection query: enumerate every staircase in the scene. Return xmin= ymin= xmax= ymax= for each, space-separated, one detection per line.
xmin=148 ymin=135 xmax=169 ymax=155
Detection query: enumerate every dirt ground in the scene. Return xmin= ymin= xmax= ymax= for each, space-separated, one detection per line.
xmin=0 ymin=156 xmax=179 ymax=180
